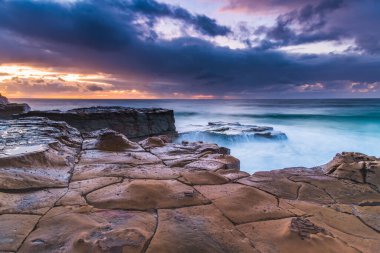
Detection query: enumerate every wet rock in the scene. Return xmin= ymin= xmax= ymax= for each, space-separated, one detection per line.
xmin=178 ymin=121 xmax=287 ymax=142
xmin=17 ymin=106 xmax=177 ymax=139
xmin=0 ymin=118 xmax=81 ymax=189
xmin=145 ymin=205 xmax=259 ymax=253
xmin=72 ymin=163 xmax=185 ymax=181
xmin=18 ymin=206 xmax=156 ymax=253
xmin=0 ymin=214 xmax=40 ymax=252
xmin=86 ymin=179 xmax=210 ymax=210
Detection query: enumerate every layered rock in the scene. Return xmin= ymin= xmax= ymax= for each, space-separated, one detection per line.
xmin=0 ymin=94 xmax=31 ymax=119
xmin=16 ymin=106 xmax=176 ymax=139
xmin=0 ymin=117 xmax=379 ymax=253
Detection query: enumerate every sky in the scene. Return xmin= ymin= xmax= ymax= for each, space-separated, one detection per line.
xmin=0 ymin=0 xmax=380 ymax=99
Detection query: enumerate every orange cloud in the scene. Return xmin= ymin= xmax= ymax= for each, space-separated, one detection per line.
xmin=0 ymin=64 xmax=157 ymax=99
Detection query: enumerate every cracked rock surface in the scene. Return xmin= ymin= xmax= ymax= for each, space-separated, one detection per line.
xmin=0 ymin=118 xmax=379 ymax=253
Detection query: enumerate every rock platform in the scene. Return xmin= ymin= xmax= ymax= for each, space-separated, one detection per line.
xmin=0 ymin=117 xmax=379 ymax=253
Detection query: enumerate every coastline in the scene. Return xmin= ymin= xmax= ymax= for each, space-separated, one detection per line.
xmin=0 ymin=106 xmax=379 ymax=252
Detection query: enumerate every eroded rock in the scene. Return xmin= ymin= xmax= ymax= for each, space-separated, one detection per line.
xmin=0 ymin=118 xmax=82 ymax=189
xmin=86 ymin=179 xmax=210 ymax=210
xmin=196 ymin=184 xmax=294 ymax=224
xmin=237 ymin=217 xmax=360 ymax=253
xmin=0 ymin=214 xmax=40 ymax=252
xmin=18 ymin=206 xmax=157 ymax=253
xmin=145 ymin=205 xmax=259 ymax=253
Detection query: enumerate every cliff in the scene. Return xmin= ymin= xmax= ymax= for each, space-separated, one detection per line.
xmin=16 ymin=106 xmax=176 ymax=139
xmin=0 ymin=117 xmax=379 ymax=253
xmin=0 ymin=94 xmax=30 ymax=119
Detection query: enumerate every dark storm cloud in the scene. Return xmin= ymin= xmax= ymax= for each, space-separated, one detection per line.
xmin=231 ymin=0 xmax=380 ymax=54
xmin=0 ymin=0 xmax=380 ymax=98
xmin=124 ymin=0 xmax=231 ymax=36
xmin=86 ymin=84 xmax=104 ymax=91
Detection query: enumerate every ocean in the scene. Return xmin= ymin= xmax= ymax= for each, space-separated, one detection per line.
xmin=13 ymin=98 xmax=380 ymax=173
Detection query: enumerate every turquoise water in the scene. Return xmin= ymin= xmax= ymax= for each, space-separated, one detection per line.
xmin=13 ymin=98 xmax=380 ymax=173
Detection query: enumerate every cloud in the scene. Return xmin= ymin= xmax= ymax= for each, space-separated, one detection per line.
xmin=0 ymin=0 xmax=379 ymax=98
xmin=229 ymin=0 xmax=380 ymax=54
xmin=86 ymin=84 xmax=104 ymax=91
xmin=125 ymin=0 xmax=231 ymax=36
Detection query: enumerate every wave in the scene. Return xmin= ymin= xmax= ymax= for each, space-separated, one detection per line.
xmin=176 ymin=111 xmax=380 ymax=121
xmin=233 ymin=113 xmax=380 ymax=121
xmin=177 ymin=131 xmax=287 ymax=145
xmin=174 ymin=112 xmax=200 ymax=116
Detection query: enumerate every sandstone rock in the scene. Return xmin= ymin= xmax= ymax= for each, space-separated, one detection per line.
xmin=353 ymin=205 xmax=380 ymax=232
xmin=72 ymin=163 xmax=185 ymax=181
xmin=178 ymin=170 xmax=229 ymax=185
xmin=138 ymin=136 xmax=169 ymax=149
xmin=57 ymin=177 xmax=123 ymax=206
xmin=290 ymin=174 xmax=380 ymax=204
xmin=184 ymin=160 xmax=226 ymax=171
xmin=79 ymin=150 xmax=161 ymax=165
xmin=239 ymin=174 xmax=298 ymax=200
xmin=196 ymin=184 xmax=294 ymax=224
xmin=18 ymin=206 xmax=157 ymax=253
xmin=0 ymin=214 xmax=40 ymax=252
xmin=291 ymin=201 xmax=380 ymax=252
xmin=0 ymin=118 xmax=82 ymax=189
xmin=0 ymin=188 xmax=67 ymax=214
xmin=365 ymin=160 xmax=380 ymax=189
xmin=17 ymin=106 xmax=176 ymax=139
xmin=201 ymin=153 xmax=240 ymax=170
xmin=86 ymin=179 xmax=210 ymax=210
xmin=82 ymin=129 xmax=143 ymax=151
xmin=145 ymin=205 xmax=259 ymax=253
xmin=216 ymin=169 xmax=250 ymax=181
xmin=149 ymin=142 xmax=229 ymax=162
xmin=237 ymin=217 xmax=360 ymax=253
xmin=323 ymin=152 xmax=379 ymax=184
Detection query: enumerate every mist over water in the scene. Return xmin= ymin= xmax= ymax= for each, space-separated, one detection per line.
xmin=15 ymin=98 xmax=380 ymax=174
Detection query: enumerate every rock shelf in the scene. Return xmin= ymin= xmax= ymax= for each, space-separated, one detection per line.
xmin=0 ymin=117 xmax=379 ymax=253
